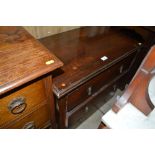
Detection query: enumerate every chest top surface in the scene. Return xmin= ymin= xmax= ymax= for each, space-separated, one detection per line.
xmin=0 ymin=26 xmax=63 ymax=95
xmin=40 ymin=27 xmax=141 ymax=98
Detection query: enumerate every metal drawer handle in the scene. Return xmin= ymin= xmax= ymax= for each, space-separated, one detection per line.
xmin=23 ymin=121 xmax=36 ymax=129
xmin=87 ymin=86 xmax=92 ymax=96
xmin=119 ymin=65 xmax=124 ymax=73
xmin=8 ymin=96 xmax=27 ymax=114
xmin=85 ymin=106 xmax=89 ymax=112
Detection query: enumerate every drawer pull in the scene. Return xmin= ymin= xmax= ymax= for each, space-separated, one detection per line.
xmin=85 ymin=106 xmax=89 ymax=112
xmin=8 ymin=96 xmax=27 ymax=114
xmin=119 ymin=65 xmax=124 ymax=73
xmin=87 ymin=86 xmax=92 ymax=96
xmin=23 ymin=121 xmax=36 ymax=129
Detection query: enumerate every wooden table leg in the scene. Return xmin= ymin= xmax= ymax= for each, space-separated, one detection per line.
xmin=58 ymin=97 xmax=68 ymax=128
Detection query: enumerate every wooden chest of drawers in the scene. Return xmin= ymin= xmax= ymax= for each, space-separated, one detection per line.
xmin=0 ymin=27 xmax=63 ymax=128
xmin=40 ymin=27 xmax=144 ymax=128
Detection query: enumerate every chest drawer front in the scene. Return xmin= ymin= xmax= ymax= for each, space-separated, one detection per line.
xmin=0 ymin=79 xmax=47 ymax=126
xmin=3 ymin=104 xmax=50 ymax=129
xmin=66 ymin=53 xmax=135 ymax=111
xmin=92 ymin=53 xmax=135 ymax=93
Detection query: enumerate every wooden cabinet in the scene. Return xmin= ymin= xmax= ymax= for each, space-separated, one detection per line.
xmin=0 ymin=27 xmax=63 ymax=129
xmin=40 ymin=26 xmax=144 ymax=128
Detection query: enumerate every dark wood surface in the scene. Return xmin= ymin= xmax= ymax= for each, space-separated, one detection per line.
xmin=40 ymin=27 xmax=146 ymax=128
xmin=0 ymin=26 xmax=63 ymax=95
xmin=66 ymin=54 xmax=135 ymax=112
xmin=40 ymin=27 xmax=141 ymax=98
xmin=112 ymin=45 xmax=155 ymax=115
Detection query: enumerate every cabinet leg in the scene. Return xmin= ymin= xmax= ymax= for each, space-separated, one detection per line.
xmin=58 ymin=98 xmax=68 ymax=129
xmin=43 ymin=75 xmax=56 ymax=128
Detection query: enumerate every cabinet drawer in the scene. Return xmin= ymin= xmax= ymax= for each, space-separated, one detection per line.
xmin=68 ymin=85 xmax=115 ymax=127
xmin=3 ymin=104 xmax=50 ymax=129
xmin=91 ymin=54 xmax=135 ymax=93
xmin=0 ymin=79 xmax=47 ymax=126
xmin=66 ymin=53 xmax=135 ymax=111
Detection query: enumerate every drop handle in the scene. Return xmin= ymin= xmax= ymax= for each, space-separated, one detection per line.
xmin=87 ymin=86 xmax=92 ymax=96
xmin=8 ymin=96 xmax=27 ymax=114
xmin=23 ymin=121 xmax=36 ymax=129
xmin=119 ymin=65 xmax=124 ymax=73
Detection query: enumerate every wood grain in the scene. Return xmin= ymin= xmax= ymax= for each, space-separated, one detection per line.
xmin=0 ymin=26 xmax=63 ymax=129
xmin=0 ymin=26 xmax=63 ymax=95
xmin=0 ymin=79 xmax=47 ymax=127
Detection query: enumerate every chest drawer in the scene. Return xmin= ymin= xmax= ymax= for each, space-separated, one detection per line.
xmin=0 ymin=79 xmax=47 ymax=127
xmin=66 ymin=53 xmax=135 ymax=112
xmin=3 ymin=104 xmax=51 ymax=129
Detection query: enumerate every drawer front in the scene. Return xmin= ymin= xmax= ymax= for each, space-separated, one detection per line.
xmin=0 ymin=79 xmax=47 ymax=126
xmin=91 ymin=54 xmax=135 ymax=93
xmin=66 ymin=53 xmax=135 ymax=111
xmin=69 ymin=104 xmax=95 ymax=128
xmin=68 ymin=85 xmax=114 ymax=127
xmin=3 ymin=104 xmax=50 ymax=129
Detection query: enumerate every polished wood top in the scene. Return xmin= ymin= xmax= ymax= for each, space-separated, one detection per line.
xmin=0 ymin=27 xmax=63 ymax=95
xmin=40 ymin=27 xmax=141 ymax=98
